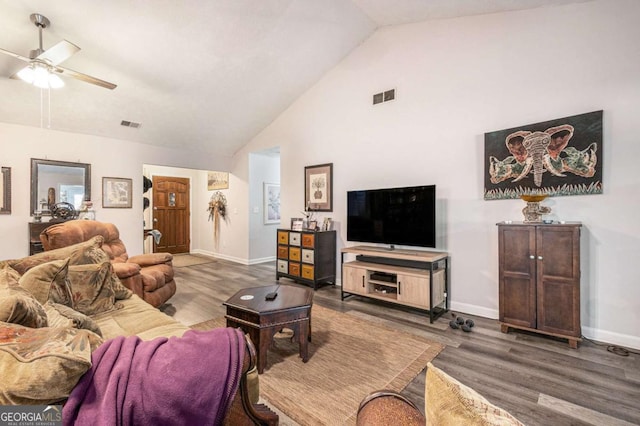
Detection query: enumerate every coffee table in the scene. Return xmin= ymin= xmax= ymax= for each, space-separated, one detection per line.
xmin=223 ymin=284 xmax=313 ymax=374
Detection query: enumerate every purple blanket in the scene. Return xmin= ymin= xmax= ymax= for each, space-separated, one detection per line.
xmin=63 ymin=328 xmax=245 ymax=426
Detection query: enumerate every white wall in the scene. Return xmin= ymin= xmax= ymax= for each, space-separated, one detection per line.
xmin=248 ymin=152 xmax=280 ymax=262
xmin=235 ymin=0 xmax=640 ymax=348
xmin=189 ymin=171 xmax=249 ymax=263
xmin=0 ymin=122 xmax=228 ymax=260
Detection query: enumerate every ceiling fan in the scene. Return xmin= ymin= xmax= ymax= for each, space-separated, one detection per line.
xmin=0 ymin=13 xmax=116 ymax=90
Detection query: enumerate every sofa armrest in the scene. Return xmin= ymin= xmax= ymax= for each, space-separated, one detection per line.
xmin=112 ymin=262 xmax=141 ymax=278
xmin=223 ymin=333 xmax=278 ymax=426
xmin=128 ymin=253 xmax=173 ymax=267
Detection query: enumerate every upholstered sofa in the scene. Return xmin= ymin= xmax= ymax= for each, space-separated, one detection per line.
xmin=0 ymin=237 xmax=277 ymax=425
xmin=40 ymin=220 xmax=176 ymax=308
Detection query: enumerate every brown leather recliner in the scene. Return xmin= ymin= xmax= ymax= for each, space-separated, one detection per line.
xmin=40 ymin=220 xmax=176 ymax=308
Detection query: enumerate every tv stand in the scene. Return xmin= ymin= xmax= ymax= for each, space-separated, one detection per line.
xmin=341 ymin=246 xmax=449 ymax=323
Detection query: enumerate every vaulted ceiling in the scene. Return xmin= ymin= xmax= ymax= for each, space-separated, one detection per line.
xmin=0 ymin=0 xmax=589 ymax=157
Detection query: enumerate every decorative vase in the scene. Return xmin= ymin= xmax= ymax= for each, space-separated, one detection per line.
xmin=520 ymin=195 xmax=551 ymax=223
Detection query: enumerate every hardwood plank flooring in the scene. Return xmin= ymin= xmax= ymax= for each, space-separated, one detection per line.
xmin=166 ymin=258 xmax=640 ymax=425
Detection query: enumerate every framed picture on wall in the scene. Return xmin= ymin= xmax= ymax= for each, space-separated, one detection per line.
xmin=0 ymin=166 xmax=10 ymax=215
xmin=264 ymin=182 xmax=281 ymax=224
xmin=102 ymin=177 xmax=133 ymax=208
xmin=207 ymin=171 xmax=229 ymax=190
xmin=305 ymin=163 xmax=333 ymax=211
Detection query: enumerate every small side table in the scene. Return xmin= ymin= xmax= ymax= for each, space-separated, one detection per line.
xmin=223 ymin=284 xmax=313 ymax=374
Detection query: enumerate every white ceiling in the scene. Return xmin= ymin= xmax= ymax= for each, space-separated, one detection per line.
xmin=0 ymin=0 xmax=590 ymax=158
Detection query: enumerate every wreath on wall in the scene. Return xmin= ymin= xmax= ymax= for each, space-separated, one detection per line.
xmin=208 ymin=191 xmax=228 ymax=243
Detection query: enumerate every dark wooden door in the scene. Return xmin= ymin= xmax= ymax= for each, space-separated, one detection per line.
xmin=536 ymin=225 xmax=581 ymax=337
xmin=152 ymin=176 xmax=190 ymax=254
xmin=498 ymin=225 xmax=536 ymax=329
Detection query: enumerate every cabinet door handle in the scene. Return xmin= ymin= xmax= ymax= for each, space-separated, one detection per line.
xmin=529 ymin=255 xmax=535 ymax=259
xmin=361 ymin=276 xmax=365 ymax=288
xmin=538 ymin=256 xmax=543 ymax=260
xmin=398 ymin=282 xmax=401 ymax=295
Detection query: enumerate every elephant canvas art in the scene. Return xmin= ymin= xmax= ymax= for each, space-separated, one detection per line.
xmin=484 ymin=110 xmax=603 ymax=200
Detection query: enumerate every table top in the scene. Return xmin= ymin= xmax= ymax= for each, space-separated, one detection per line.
xmin=223 ymin=284 xmax=313 ymax=314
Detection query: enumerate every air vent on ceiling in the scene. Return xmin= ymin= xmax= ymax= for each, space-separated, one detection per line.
xmin=120 ymin=120 xmax=141 ymax=128
xmin=372 ymin=88 xmax=395 ymax=105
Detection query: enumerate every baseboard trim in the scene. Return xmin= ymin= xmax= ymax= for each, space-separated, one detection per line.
xmin=448 ymin=302 xmax=640 ymax=350
xmin=190 ymin=249 xmax=248 ymax=265
xmin=582 ymin=326 xmax=640 ymax=351
xmin=248 ymin=256 xmax=276 ymax=265
xmin=450 ymin=301 xmax=498 ymax=320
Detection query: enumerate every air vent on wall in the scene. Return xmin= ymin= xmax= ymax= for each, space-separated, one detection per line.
xmin=120 ymin=120 xmax=141 ymax=128
xmin=372 ymin=89 xmax=395 ymax=105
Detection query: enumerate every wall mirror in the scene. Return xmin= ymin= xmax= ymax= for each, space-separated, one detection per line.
xmin=31 ymin=158 xmax=91 ymax=216
xmin=0 ymin=167 xmax=11 ymax=215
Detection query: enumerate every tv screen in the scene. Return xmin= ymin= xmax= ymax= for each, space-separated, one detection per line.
xmin=347 ymin=185 xmax=436 ymax=248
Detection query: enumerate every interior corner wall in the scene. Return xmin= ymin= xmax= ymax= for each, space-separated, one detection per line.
xmin=236 ymin=0 xmax=640 ymax=348
xmin=248 ymin=153 xmax=280 ymax=262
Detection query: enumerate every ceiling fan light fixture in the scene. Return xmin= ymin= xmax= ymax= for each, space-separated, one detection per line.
xmin=17 ymin=63 xmax=64 ymax=89
xmin=48 ymin=73 xmax=64 ymax=89
xmin=16 ymin=65 xmax=35 ymax=84
xmin=32 ymin=65 xmax=50 ymax=88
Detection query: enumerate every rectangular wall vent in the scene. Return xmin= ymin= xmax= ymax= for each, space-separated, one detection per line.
xmin=120 ymin=120 xmax=141 ymax=128
xmin=372 ymin=88 xmax=395 ymax=105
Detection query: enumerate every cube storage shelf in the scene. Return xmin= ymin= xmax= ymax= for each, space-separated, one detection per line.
xmin=341 ymin=246 xmax=449 ymax=323
xmin=276 ymin=229 xmax=336 ymax=290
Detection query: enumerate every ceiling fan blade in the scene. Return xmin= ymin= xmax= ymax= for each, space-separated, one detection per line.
xmin=54 ymin=65 xmax=117 ymax=90
xmin=0 ymin=47 xmax=31 ymax=63
xmin=37 ymin=40 xmax=80 ymax=65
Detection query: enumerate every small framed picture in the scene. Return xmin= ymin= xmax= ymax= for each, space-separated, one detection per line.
xmin=263 ymin=183 xmax=280 ymax=224
xmin=305 ymin=163 xmax=333 ymax=212
xmin=291 ymin=218 xmax=303 ymax=231
xmin=322 ymin=217 xmax=333 ymax=231
xmin=102 ymin=177 xmax=132 ymax=208
xmin=307 ymin=220 xmax=317 ymax=231
xmin=207 ymin=171 xmax=229 ymax=190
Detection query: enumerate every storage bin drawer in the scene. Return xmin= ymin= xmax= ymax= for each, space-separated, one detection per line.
xmin=301 ymin=264 xmax=314 ymax=280
xmin=289 ymin=232 xmax=301 ymax=246
xmin=302 ymin=233 xmax=315 ymax=248
xmin=277 ymin=231 xmax=289 ymax=244
xmin=289 ymin=247 xmax=301 ymax=261
xmin=302 ymin=249 xmax=314 ymax=264
xmin=277 ymin=245 xmax=288 ymax=259
xmin=289 ymin=262 xmax=301 ymax=276
xmin=277 ymin=259 xmax=288 ymax=273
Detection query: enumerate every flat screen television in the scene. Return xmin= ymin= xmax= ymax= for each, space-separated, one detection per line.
xmin=347 ymin=185 xmax=436 ymax=248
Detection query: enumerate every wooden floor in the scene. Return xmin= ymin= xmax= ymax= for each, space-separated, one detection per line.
xmin=165 ymin=257 xmax=640 ymax=426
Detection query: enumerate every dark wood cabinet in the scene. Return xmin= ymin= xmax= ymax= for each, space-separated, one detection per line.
xmin=498 ymin=222 xmax=581 ymax=348
xmin=276 ymin=229 xmax=336 ymax=289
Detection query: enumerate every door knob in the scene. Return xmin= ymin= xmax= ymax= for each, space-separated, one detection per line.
xmin=538 ymin=256 xmax=543 ymax=260
xmin=153 ymin=218 xmax=158 ymax=222
xmin=529 ymin=255 xmax=535 ymax=259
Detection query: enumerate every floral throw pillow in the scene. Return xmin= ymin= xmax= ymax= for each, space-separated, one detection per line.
xmin=0 ymin=322 xmax=103 ymax=405
xmin=0 ymin=268 xmax=48 ymax=328
xmin=66 ymin=262 xmax=119 ymax=316
xmin=18 ymin=258 xmax=73 ymax=307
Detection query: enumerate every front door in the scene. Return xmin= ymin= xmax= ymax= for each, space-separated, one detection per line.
xmin=152 ymin=176 xmax=190 ymax=254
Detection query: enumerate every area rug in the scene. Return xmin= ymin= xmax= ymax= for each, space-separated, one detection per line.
xmin=172 ymin=254 xmax=215 ymax=268
xmin=191 ymin=305 xmax=443 ymax=425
